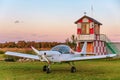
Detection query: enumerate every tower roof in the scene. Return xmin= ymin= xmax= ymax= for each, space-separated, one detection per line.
xmin=75 ymin=15 xmax=102 ymax=25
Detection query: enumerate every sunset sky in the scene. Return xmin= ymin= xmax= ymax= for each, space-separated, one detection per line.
xmin=0 ymin=0 xmax=120 ymax=42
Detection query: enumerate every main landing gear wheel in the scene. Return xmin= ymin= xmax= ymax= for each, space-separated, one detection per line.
xmin=71 ymin=66 xmax=76 ymax=73
xmin=43 ymin=65 xmax=47 ymax=72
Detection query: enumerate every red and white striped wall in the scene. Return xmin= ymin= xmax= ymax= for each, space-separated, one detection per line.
xmin=94 ymin=40 xmax=107 ymax=55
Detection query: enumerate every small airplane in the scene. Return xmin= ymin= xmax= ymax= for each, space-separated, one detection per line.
xmin=5 ymin=42 xmax=116 ymax=73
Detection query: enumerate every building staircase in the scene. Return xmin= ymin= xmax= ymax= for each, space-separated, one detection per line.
xmin=101 ymin=34 xmax=119 ymax=54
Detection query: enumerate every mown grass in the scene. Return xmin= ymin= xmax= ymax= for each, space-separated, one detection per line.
xmin=0 ymin=59 xmax=120 ymax=80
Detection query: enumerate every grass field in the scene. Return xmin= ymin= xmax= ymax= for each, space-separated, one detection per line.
xmin=0 ymin=59 xmax=120 ymax=80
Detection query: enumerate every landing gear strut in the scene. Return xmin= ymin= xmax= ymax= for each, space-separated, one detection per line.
xmin=69 ymin=62 xmax=77 ymax=73
xmin=43 ymin=62 xmax=77 ymax=73
xmin=46 ymin=66 xmax=51 ymax=73
xmin=71 ymin=66 xmax=76 ymax=73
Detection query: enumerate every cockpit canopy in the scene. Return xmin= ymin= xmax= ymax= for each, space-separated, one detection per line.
xmin=51 ymin=45 xmax=73 ymax=54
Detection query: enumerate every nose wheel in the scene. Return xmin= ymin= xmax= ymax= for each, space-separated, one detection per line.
xmin=43 ymin=65 xmax=51 ymax=73
xmin=43 ymin=65 xmax=47 ymax=71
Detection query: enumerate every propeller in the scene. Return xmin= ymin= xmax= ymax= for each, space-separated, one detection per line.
xmin=31 ymin=46 xmax=40 ymax=54
xmin=42 ymin=54 xmax=51 ymax=64
xmin=31 ymin=46 xmax=51 ymax=64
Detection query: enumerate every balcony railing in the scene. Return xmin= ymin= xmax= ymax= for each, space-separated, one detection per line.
xmin=77 ymin=34 xmax=95 ymax=41
xmin=100 ymin=34 xmax=107 ymax=41
xmin=77 ymin=34 xmax=107 ymax=41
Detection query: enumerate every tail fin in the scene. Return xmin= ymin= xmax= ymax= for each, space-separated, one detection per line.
xmin=81 ymin=41 xmax=87 ymax=54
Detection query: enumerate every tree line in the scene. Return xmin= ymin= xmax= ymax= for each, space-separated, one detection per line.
xmin=0 ymin=41 xmax=62 ymax=48
xmin=0 ymin=35 xmax=77 ymax=49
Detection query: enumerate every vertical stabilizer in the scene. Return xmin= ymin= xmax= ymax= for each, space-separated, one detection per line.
xmin=81 ymin=42 xmax=87 ymax=54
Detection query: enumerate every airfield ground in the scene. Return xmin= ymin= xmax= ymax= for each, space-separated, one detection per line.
xmin=0 ymin=59 xmax=120 ymax=80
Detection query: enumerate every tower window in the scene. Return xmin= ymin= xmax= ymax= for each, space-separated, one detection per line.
xmin=94 ymin=24 xmax=100 ymax=34
xmin=81 ymin=23 xmax=90 ymax=34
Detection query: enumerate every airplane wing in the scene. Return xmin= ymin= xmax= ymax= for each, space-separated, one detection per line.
xmin=5 ymin=51 xmax=40 ymax=60
xmin=61 ymin=54 xmax=117 ymax=62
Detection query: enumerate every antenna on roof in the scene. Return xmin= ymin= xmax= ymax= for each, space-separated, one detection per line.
xmin=84 ymin=12 xmax=87 ymax=16
xmin=91 ymin=5 xmax=94 ymax=17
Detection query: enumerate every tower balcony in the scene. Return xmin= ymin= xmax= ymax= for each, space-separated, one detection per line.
xmin=77 ymin=34 xmax=95 ymax=41
xmin=77 ymin=34 xmax=107 ymax=41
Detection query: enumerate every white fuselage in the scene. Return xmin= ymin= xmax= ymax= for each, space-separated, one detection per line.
xmin=39 ymin=51 xmax=79 ymax=62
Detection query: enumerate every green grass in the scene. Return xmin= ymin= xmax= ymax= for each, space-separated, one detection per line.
xmin=0 ymin=59 xmax=120 ymax=80
xmin=0 ymin=54 xmax=5 ymax=60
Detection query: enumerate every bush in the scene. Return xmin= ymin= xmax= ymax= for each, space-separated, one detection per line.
xmin=4 ymin=55 xmax=19 ymax=62
xmin=4 ymin=58 xmax=15 ymax=62
xmin=0 ymin=51 xmax=5 ymax=54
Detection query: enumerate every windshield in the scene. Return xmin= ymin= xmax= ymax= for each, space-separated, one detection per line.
xmin=51 ymin=45 xmax=71 ymax=54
